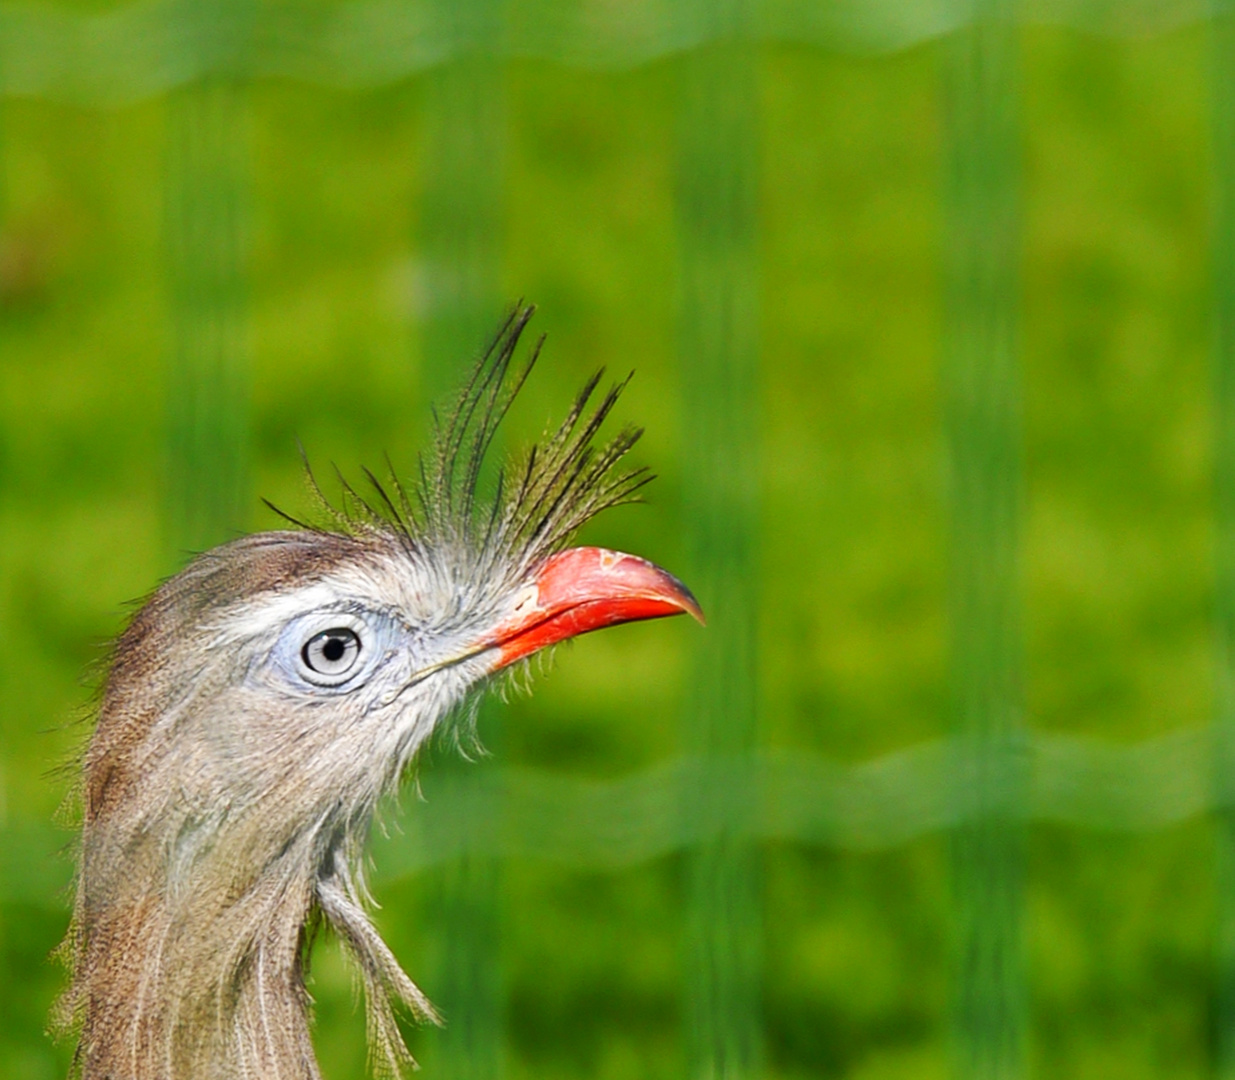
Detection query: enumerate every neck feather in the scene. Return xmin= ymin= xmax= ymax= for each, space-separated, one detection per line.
xmin=65 ymin=815 xmax=323 ymax=1080
xmin=63 ymin=795 xmax=435 ymax=1079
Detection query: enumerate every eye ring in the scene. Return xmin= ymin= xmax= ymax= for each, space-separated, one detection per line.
xmin=300 ymin=627 xmax=363 ymax=685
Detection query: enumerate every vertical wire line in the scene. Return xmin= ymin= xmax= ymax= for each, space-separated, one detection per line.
xmin=1210 ymin=1 xmax=1235 ymax=1074
xmin=0 ymin=32 xmax=9 ymax=1062
xmin=418 ymin=2 xmax=507 ymax=1075
xmin=942 ymin=7 xmax=1028 ymax=1080
xmin=164 ymin=70 xmax=252 ymax=562
xmin=676 ymin=7 xmax=762 ymax=1078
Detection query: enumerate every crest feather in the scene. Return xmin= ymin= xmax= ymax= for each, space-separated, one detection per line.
xmin=285 ymin=304 xmax=652 ymax=578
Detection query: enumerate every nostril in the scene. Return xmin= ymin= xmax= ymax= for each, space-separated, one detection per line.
xmin=511 ymin=584 xmax=539 ymax=614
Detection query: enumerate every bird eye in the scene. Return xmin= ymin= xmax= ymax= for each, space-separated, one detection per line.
xmin=301 ymin=627 xmax=362 ymax=682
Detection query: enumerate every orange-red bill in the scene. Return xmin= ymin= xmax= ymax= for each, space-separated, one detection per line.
xmin=488 ymin=546 xmax=704 ymax=671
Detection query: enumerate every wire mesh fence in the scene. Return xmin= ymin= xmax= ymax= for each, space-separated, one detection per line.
xmin=0 ymin=1 xmax=1228 ymax=1078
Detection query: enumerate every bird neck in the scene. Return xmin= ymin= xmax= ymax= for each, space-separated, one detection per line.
xmin=66 ymin=811 xmax=327 ymax=1080
xmin=65 ymin=641 xmax=436 ymax=1078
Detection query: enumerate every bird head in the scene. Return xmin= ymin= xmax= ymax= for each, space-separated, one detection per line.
xmin=60 ymin=307 xmax=701 ymax=1080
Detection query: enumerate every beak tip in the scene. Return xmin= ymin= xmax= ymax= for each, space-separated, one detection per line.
xmin=679 ymin=588 xmax=706 ymax=627
xmin=650 ymin=563 xmax=704 ymax=627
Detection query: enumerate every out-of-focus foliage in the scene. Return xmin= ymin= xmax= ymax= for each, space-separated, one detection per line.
xmin=0 ymin=24 xmax=1220 ymax=1080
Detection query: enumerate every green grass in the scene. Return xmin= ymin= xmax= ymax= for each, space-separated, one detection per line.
xmin=0 ymin=25 xmax=1224 ymax=1080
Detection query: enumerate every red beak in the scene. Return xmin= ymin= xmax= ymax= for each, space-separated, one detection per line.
xmin=487 ymin=546 xmax=704 ymax=671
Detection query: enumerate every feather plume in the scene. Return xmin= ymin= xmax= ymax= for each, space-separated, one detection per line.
xmin=304 ymin=304 xmax=652 ymax=581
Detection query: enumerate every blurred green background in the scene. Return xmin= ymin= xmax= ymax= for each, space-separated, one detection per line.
xmin=0 ymin=4 xmax=1229 ymax=1080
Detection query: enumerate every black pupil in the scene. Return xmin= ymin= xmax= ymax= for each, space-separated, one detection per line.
xmin=322 ymin=635 xmax=347 ymax=663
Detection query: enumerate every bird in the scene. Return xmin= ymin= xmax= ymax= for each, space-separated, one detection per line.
xmin=54 ymin=305 xmax=702 ymax=1080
